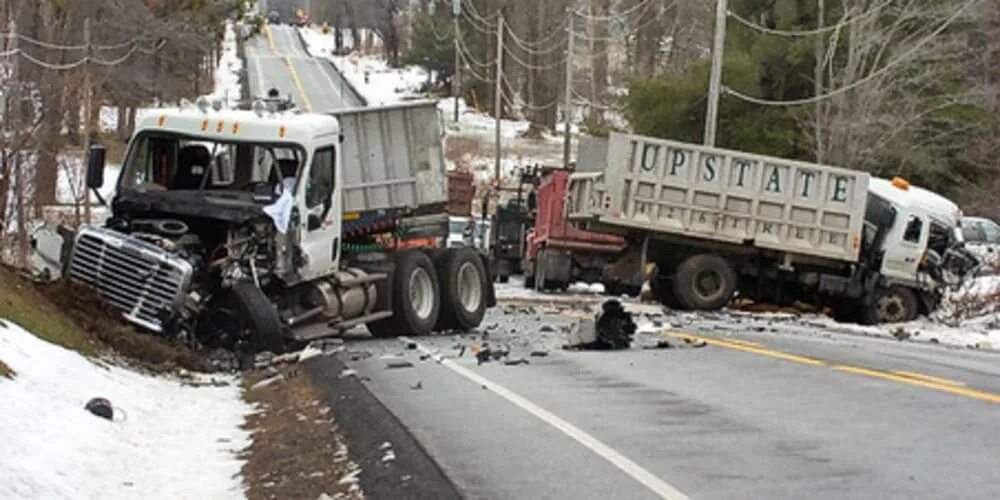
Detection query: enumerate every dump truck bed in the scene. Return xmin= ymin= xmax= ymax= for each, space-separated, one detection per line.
xmin=532 ymin=169 xmax=624 ymax=254
xmin=332 ymin=101 xmax=447 ymax=214
xmin=568 ymin=133 xmax=870 ymax=263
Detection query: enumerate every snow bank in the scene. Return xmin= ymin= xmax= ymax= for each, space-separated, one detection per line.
xmin=300 ymin=27 xmax=429 ymax=106
xmin=208 ymin=21 xmax=244 ymax=109
xmin=0 ymin=321 xmax=251 ymax=499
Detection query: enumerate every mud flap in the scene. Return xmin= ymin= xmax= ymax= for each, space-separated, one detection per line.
xmin=479 ymin=252 xmax=497 ymax=307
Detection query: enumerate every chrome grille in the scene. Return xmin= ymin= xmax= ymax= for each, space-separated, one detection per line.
xmin=68 ymin=226 xmax=193 ymax=332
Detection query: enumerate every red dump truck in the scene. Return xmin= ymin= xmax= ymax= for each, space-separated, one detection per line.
xmin=522 ymin=169 xmax=640 ymax=295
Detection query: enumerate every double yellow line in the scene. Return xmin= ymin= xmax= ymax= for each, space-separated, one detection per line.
xmin=664 ymin=332 xmax=1000 ymax=404
xmin=264 ymin=25 xmax=314 ymax=112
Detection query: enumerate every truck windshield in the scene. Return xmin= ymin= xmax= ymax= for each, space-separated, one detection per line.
xmin=120 ymin=133 xmax=305 ymax=193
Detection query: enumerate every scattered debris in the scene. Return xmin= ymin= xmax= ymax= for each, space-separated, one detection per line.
xmin=503 ymin=358 xmax=530 ymax=366
xmin=385 ymin=359 xmax=414 ymax=369
xmin=410 ymin=381 xmax=422 ymax=390
xmin=475 ymin=348 xmax=492 ymax=365
xmin=529 ymin=350 xmax=549 ymax=357
xmin=84 ymin=397 xmax=114 ymax=420
xmin=892 ymin=328 xmax=911 ymax=341
xmin=565 ymin=300 xmax=636 ymax=350
xmin=539 ymin=325 xmax=555 ymax=332
xmin=642 ymin=340 xmax=673 ymax=350
xmin=406 ymin=342 xmax=418 ymax=350
xmin=251 ymin=374 xmax=285 ymax=390
xmin=339 ymin=369 xmax=358 ymax=378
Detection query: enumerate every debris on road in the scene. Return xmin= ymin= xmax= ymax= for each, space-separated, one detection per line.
xmin=340 ymin=369 xmax=358 ymax=378
xmin=565 ymin=300 xmax=636 ymax=350
xmin=529 ymin=350 xmax=549 ymax=357
xmin=410 ymin=381 xmax=423 ymax=390
xmin=503 ymin=358 xmax=530 ymax=366
xmin=385 ymin=359 xmax=415 ymax=369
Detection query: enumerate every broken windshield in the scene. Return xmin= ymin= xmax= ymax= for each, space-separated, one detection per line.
xmin=119 ymin=132 xmax=305 ymax=195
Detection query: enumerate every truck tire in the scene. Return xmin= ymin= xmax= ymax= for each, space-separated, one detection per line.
xmin=672 ymin=254 xmax=737 ymax=310
xmin=861 ymin=286 xmax=918 ymax=324
xmin=229 ymin=282 xmax=285 ymax=355
xmin=435 ymin=248 xmax=488 ymax=331
xmin=367 ymin=250 xmax=440 ymax=337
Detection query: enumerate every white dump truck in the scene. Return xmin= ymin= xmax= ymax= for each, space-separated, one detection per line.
xmin=567 ymin=132 xmax=977 ymax=323
xmin=68 ymin=98 xmax=493 ymax=358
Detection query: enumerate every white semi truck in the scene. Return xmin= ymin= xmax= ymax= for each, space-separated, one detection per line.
xmin=567 ymin=132 xmax=978 ymax=323
xmin=68 ymin=99 xmax=493 ymax=358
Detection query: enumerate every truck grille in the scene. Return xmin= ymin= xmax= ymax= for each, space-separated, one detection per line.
xmin=67 ymin=226 xmax=193 ymax=333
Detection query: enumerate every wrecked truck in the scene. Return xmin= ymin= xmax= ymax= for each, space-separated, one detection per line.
xmin=66 ymin=99 xmax=494 ymax=356
xmin=567 ymin=132 xmax=978 ymax=323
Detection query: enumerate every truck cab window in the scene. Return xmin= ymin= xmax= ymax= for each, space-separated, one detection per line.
xmin=903 ymin=216 xmax=923 ymax=243
xmin=982 ymin=221 xmax=1000 ymax=244
xmin=306 ymin=147 xmax=335 ymax=230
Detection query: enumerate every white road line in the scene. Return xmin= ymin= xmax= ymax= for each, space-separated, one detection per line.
xmin=400 ymin=338 xmax=690 ymax=500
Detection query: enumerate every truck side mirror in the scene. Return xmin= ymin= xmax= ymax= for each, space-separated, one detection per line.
xmin=86 ymin=144 xmax=106 ymax=189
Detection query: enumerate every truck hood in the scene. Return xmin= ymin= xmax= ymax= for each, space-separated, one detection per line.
xmin=113 ymin=190 xmax=268 ymax=224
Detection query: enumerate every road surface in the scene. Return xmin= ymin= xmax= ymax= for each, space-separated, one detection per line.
xmin=311 ymin=290 xmax=1000 ymax=499
xmin=245 ymin=24 xmax=363 ymax=112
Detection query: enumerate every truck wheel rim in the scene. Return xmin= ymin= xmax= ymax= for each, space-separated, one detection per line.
xmin=457 ymin=261 xmax=482 ymax=313
xmin=877 ymin=294 xmax=907 ymax=322
xmin=409 ymin=267 xmax=435 ymax=320
xmin=695 ymin=270 xmax=723 ymax=299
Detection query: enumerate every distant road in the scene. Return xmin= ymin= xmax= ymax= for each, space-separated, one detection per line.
xmin=244 ymin=24 xmax=364 ymax=112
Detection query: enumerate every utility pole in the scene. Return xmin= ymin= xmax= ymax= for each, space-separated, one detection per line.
xmin=493 ymin=13 xmax=503 ymax=185
xmin=704 ymin=0 xmax=728 ymax=146
xmin=814 ymin=0 xmax=825 ymax=163
xmin=83 ymin=18 xmax=93 ymax=224
xmin=452 ymin=0 xmax=461 ymax=122
xmin=563 ymin=15 xmax=574 ymax=169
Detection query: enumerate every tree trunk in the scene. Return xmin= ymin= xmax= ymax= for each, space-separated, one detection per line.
xmin=589 ymin=0 xmax=611 ymax=125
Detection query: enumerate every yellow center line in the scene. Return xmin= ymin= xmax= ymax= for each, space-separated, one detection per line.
xmin=664 ymin=332 xmax=826 ymax=366
xmin=892 ymin=370 xmax=966 ymax=387
xmin=722 ymin=339 xmax=762 ymax=348
xmin=663 ymin=331 xmax=999 ymax=404
xmin=835 ymin=365 xmax=1000 ymax=403
xmin=263 ymin=25 xmax=314 ymax=112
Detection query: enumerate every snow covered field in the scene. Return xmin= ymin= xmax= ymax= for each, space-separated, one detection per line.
xmin=0 ymin=322 xmax=251 ymax=499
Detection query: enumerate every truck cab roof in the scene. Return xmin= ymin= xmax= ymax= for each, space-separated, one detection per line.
xmin=134 ymin=102 xmax=340 ymax=148
xmin=868 ymin=177 xmax=962 ymax=226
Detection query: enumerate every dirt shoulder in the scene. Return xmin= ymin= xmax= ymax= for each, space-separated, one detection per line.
xmin=242 ymin=362 xmax=364 ymax=500
xmin=0 ymin=265 xmax=211 ymax=372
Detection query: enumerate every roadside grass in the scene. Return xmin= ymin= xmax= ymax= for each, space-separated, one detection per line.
xmin=0 ymin=266 xmax=96 ymax=356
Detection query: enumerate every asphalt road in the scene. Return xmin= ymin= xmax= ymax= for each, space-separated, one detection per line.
xmin=312 ymin=292 xmax=1000 ymax=500
xmin=244 ymin=24 xmax=363 ymax=112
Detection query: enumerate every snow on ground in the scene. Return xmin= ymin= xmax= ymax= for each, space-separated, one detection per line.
xmin=300 ymin=27 xmax=428 ymax=106
xmin=208 ymin=21 xmax=244 ymax=109
xmin=0 ymin=321 xmax=251 ymax=499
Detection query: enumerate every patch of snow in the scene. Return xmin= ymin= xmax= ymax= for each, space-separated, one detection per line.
xmin=207 ymin=21 xmax=244 ymax=109
xmin=0 ymin=321 xmax=251 ymax=499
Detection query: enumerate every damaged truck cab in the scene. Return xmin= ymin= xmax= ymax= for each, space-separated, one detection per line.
xmin=70 ymin=99 xmax=493 ymax=356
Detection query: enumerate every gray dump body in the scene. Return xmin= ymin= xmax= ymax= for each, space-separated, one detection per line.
xmin=331 ymin=101 xmax=447 ymax=214
xmin=568 ymin=133 xmax=871 ymax=263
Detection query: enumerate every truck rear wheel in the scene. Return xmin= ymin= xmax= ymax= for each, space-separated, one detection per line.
xmin=367 ymin=250 xmax=440 ymax=337
xmin=861 ymin=286 xmax=918 ymax=324
xmin=672 ymin=254 xmax=737 ymax=310
xmin=435 ymin=248 xmax=488 ymax=331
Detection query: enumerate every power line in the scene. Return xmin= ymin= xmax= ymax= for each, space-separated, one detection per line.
xmin=463 ymin=0 xmax=499 ymax=22
xmin=503 ymin=42 xmax=567 ymax=71
xmin=724 ymin=0 xmax=980 ymax=107
xmin=504 ymin=23 xmax=565 ymax=55
xmin=726 ymin=0 xmax=893 ymax=38
xmin=572 ymin=0 xmax=664 ymax=22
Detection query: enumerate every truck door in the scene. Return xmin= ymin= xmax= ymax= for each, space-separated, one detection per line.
xmin=298 ymin=146 xmax=341 ymax=280
xmin=880 ymin=212 xmax=927 ymax=281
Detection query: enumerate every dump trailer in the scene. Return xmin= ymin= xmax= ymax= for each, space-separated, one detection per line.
xmin=567 ymin=133 xmax=977 ymax=323
xmin=66 ymin=98 xmax=494 ymax=360
xmin=522 ymin=169 xmax=632 ymax=294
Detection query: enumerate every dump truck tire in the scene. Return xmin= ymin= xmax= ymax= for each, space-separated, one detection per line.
xmin=367 ymin=250 xmax=440 ymax=337
xmin=861 ymin=286 xmax=918 ymax=324
xmin=435 ymin=248 xmax=488 ymax=331
xmin=672 ymin=254 xmax=737 ymax=310
xmin=230 ymin=281 xmax=285 ymax=354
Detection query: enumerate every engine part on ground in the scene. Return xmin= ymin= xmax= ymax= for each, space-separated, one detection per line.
xmin=85 ymin=397 xmax=114 ymax=420
xmin=435 ymin=248 xmax=488 ymax=331
xmin=565 ymin=300 xmax=636 ymax=350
